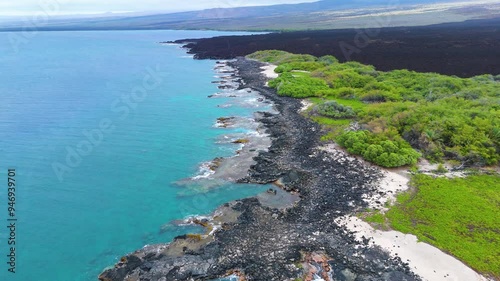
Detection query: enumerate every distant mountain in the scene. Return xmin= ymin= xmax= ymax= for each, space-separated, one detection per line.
xmin=1 ymin=0 xmax=499 ymax=31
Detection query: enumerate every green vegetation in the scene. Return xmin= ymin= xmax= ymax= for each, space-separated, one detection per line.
xmin=312 ymin=116 xmax=350 ymax=127
xmin=364 ymin=211 xmax=386 ymax=225
xmin=248 ymin=50 xmax=500 ymax=167
xmin=269 ymin=72 xmax=330 ymax=98
xmin=248 ymin=50 xmax=500 ymax=278
xmin=436 ymin=163 xmax=448 ymax=173
xmin=385 ymin=174 xmax=500 ymax=278
xmin=314 ymin=101 xmax=356 ymax=119
xmin=247 ymin=50 xmax=317 ymax=65
xmin=336 ymin=131 xmax=420 ymax=167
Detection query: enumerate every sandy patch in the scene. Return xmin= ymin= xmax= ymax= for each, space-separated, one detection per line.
xmin=335 ymin=215 xmax=492 ymax=281
xmin=300 ymin=99 xmax=314 ymax=113
xmin=260 ymin=64 xmax=279 ymax=80
xmin=366 ymin=168 xmax=410 ymax=211
xmin=417 ymin=159 xmax=467 ymax=178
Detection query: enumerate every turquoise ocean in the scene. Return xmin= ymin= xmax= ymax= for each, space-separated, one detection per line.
xmin=0 ymin=30 xmax=269 ymax=281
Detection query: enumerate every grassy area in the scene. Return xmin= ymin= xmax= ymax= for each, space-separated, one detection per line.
xmin=328 ymin=98 xmax=367 ymax=111
xmin=385 ymin=174 xmax=500 ymax=278
xmin=311 ymin=116 xmax=351 ymax=127
xmin=364 ymin=211 xmax=386 ymax=225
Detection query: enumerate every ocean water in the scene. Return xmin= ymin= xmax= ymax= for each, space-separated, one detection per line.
xmin=0 ymin=30 xmax=270 ymax=281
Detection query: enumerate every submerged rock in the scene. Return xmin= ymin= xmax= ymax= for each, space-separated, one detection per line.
xmin=208 ymin=157 xmax=224 ymax=171
xmin=215 ymin=117 xmax=236 ymax=128
xmin=231 ymin=138 xmax=249 ymax=144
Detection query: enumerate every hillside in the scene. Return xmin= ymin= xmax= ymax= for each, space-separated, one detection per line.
xmin=1 ymin=0 xmax=499 ymax=31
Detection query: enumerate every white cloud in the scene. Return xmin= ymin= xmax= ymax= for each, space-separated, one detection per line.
xmin=0 ymin=0 xmax=319 ymax=16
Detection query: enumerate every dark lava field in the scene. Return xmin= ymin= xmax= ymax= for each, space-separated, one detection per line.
xmin=174 ymin=18 xmax=500 ymax=77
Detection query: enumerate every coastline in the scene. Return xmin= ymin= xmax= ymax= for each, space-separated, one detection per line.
xmin=258 ymin=64 xmax=494 ymax=281
xmin=99 ymin=57 xmax=422 ymax=281
xmin=195 ymin=60 xmax=275 ymax=183
xmin=98 ymin=57 xmax=494 ymax=281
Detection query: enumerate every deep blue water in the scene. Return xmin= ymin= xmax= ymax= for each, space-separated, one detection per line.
xmin=0 ymin=30 xmax=268 ymax=281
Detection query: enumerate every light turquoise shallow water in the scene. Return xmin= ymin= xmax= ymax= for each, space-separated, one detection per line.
xmin=0 ymin=30 xmax=269 ymax=281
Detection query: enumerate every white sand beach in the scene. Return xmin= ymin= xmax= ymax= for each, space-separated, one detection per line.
xmin=335 ymin=161 xmax=492 ymax=281
xmin=335 ymin=214 xmax=491 ymax=281
xmin=260 ymin=64 xmax=279 ymax=79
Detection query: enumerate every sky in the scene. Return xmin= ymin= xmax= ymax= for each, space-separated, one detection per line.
xmin=0 ymin=0 xmax=319 ymax=16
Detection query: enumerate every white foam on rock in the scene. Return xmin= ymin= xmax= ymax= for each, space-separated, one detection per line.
xmin=192 ymin=161 xmax=216 ymax=180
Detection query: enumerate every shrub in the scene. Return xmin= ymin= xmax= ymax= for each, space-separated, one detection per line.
xmin=337 ymin=131 xmax=420 ymax=167
xmin=275 ymin=61 xmax=325 ymax=73
xmin=247 ymin=50 xmax=316 ymax=64
xmin=318 ymin=55 xmax=339 ymax=65
xmin=436 ymin=163 xmax=448 ymax=173
xmin=326 ymin=70 xmax=375 ymax=89
xmin=315 ymin=101 xmax=356 ymax=119
xmin=269 ymin=72 xmax=329 ymax=98
xmin=331 ymin=87 xmax=358 ymax=99
xmin=251 ymin=50 xmax=500 ymax=166
xmin=359 ymin=90 xmax=402 ymax=102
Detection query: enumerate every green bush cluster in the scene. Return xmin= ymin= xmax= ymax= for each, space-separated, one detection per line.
xmin=247 ymin=50 xmax=316 ymax=64
xmin=336 ymin=131 xmax=420 ymax=167
xmin=248 ymin=50 xmax=500 ymax=166
xmin=268 ymin=72 xmax=330 ymax=98
xmin=275 ymin=61 xmax=326 ymax=73
xmin=360 ymin=98 xmax=500 ymax=165
xmin=315 ymin=101 xmax=356 ymax=119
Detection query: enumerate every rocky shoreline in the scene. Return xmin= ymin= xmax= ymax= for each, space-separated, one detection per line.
xmin=98 ymin=58 xmax=421 ymax=281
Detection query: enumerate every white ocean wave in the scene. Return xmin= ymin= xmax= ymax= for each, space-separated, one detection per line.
xmin=192 ymin=161 xmax=216 ymax=180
